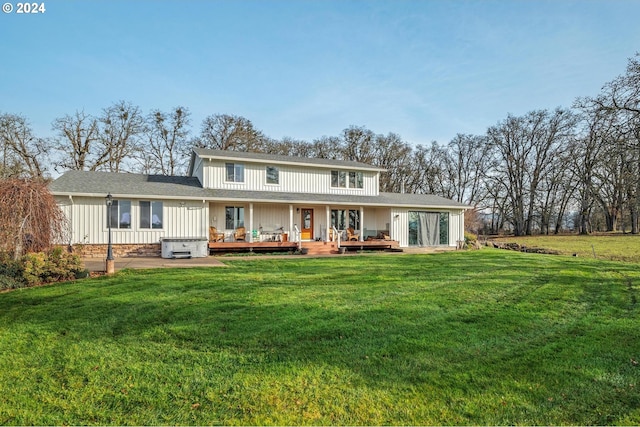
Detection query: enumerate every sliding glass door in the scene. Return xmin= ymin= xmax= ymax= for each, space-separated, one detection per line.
xmin=408 ymin=211 xmax=449 ymax=246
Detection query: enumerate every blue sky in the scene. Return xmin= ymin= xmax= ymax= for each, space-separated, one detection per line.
xmin=1 ymin=0 xmax=639 ymax=147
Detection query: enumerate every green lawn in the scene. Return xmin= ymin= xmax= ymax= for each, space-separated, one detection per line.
xmin=491 ymin=233 xmax=640 ymax=262
xmin=1 ymin=251 xmax=640 ymax=425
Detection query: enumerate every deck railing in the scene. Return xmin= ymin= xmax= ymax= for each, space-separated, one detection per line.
xmin=293 ymin=225 xmax=301 ymax=250
xmin=332 ymin=226 xmax=341 ymax=249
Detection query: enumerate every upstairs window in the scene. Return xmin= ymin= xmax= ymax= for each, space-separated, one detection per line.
xmin=331 ymin=170 xmax=346 ymax=188
xmin=107 ymin=200 xmax=131 ymax=229
xmin=140 ymin=201 xmax=163 ymax=229
xmin=266 ymin=166 xmax=279 ymax=185
xmin=349 ymin=171 xmax=364 ymax=189
xmin=225 ymin=163 xmax=244 ymax=183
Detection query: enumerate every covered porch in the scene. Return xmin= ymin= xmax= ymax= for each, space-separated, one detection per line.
xmin=208 ymin=202 xmax=393 ymax=245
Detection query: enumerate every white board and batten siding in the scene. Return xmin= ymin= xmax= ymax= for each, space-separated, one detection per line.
xmin=201 ymin=160 xmax=379 ymax=196
xmin=57 ymin=196 xmax=209 ymax=245
xmin=390 ymin=208 xmax=465 ymax=248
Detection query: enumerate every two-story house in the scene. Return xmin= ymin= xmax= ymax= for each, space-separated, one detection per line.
xmin=50 ymin=149 xmax=470 ymax=257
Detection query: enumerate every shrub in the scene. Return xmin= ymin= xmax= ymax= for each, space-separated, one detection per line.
xmin=22 ymin=252 xmax=48 ymax=285
xmin=0 ymin=275 xmax=27 ymax=290
xmin=0 ymin=252 xmax=26 ymax=289
xmin=21 ymin=248 xmax=84 ymax=286
xmin=464 ymin=231 xmax=478 ymax=245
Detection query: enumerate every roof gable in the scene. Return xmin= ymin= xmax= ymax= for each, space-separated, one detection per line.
xmin=190 ymin=148 xmax=386 ymax=173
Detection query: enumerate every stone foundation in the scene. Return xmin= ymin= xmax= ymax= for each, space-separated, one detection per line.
xmin=71 ymin=243 xmax=162 ymax=258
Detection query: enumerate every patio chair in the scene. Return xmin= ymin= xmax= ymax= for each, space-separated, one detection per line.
xmin=209 ymin=226 xmax=224 ymax=242
xmin=346 ymin=227 xmax=359 ymax=241
xmin=234 ymin=226 xmax=247 ymax=241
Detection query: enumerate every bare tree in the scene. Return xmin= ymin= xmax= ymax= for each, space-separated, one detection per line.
xmin=594 ymin=53 xmax=640 ymax=116
xmin=310 ymin=136 xmax=342 ymax=159
xmin=0 ymin=113 xmax=48 ymax=178
xmin=569 ymin=103 xmax=616 ymax=234
xmin=262 ymin=136 xmax=314 ymax=157
xmin=374 ymin=132 xmax=412 ymax=193
xmin=341 ymin=126 xmax=376 ymax=163
xmin=196 ymin=113 xmax=264 ymax=152
xmin=406 ymin=142 xmax=452 ymax=196
xmin=52 ymin=110 xmax=101 ymax=172
xmin=98 ymin=101 xmax=145 ymax=172
xmin=447 ymin=134 xmax=493 ymax=206
xmin=142 ymin=106 xmax=191 ymax=175
xmin=487 ymin=109 xmax=577 ymax=235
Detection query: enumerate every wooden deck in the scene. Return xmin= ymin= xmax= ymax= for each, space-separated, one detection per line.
xmin=340 ymin=239 xmax=400 ymax=251
xmin=208 ymin=239 xmax=400 ymax=255
xmin=208 ymin=241 xmax=298 ymax=253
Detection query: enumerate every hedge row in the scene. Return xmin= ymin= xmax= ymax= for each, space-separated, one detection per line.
xmin=0 ymin=247 xmax=87 ymax=290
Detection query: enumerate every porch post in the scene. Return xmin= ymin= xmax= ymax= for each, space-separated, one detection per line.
xmin=360 ymin=206 xmax=364 ymax=241
xmin=249 ymin=203 xmax=254 ymax=243
xmin=289 ymin=205 xmax=294 ymax=238
xmin=326 ymin=205 xmax=330 ymax=241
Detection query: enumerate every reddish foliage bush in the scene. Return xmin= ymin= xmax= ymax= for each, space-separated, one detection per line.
xmin=0 ymin=178 xmax=68 ymax=259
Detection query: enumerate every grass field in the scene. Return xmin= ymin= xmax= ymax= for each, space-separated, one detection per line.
xmin=490 ymin=233 xmax=640 ymax=262
xmin=1 ymin=250 xmax=640 ymax=425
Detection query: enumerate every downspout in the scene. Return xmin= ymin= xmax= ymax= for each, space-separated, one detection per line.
xmin=68 ymin=195 xmax=74 ymax=246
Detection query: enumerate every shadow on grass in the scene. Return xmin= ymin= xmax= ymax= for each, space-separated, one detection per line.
xmin=2 ymin=251 xmax=640 ymax=424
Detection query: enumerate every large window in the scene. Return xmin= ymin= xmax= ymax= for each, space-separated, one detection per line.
xmin=408 ymin=211 xmax=449 ymax=246
xmin=331 ymin=210 xmax=347 ymax=230
xmin=349 ymin=209 xmax=360 ymax=229
xmin=107 ymin=200 xmax=131 ymax=229
xmin=349 ymin=171 xmax=363 ymax=189
xmin=331 ymin=170 xmax=347 ymax=188
xmin=331 ymin=209 xmax=360 ymax=230
xmin=266 ymin=166 xmax=279 ymax=184
xmin=225 ymin=163 xmax=244 ymax=183
xmin=140 ymin=201 xmax=163 ymax=229
xmin=332 ymin=170 xmax=363 ymax=189
xmin=225 ymin=206 xmax=245 ymax=230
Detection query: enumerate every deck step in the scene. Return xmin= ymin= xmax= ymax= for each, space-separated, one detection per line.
xmin=301 ymin=241 xmax=339 ymax=255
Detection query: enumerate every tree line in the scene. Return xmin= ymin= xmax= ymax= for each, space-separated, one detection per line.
xmin=2 ymin=54 xmax=639 ymax=236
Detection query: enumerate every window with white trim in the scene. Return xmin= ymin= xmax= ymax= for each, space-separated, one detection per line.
xmin=266 ymin=166 xmax=279 ymax=184
xmin=331 ymin=209 xmax=360 ymax=229
xmin=349 ymin=171 xmax=364 ymax=189
xmin=332 ymin=170 xmax=363 ymax=189
xmin=225 ymin=163 xmax=244 ymax=183
xmin=331 ymin=170 xmax=346 ymax=188
xmin=140 ymin=201 xmax=163 ymax=229
xmin=225 ymin=206 xmax=245 ymax=229
xmin=107 ymin=200 xmax=131 ymax=229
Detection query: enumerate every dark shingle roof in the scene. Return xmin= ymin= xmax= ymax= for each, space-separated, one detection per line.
xmin=50 ymin=170 xmax=470 ymax=209
xmin=49 ymin=171 xmax=209 ymax=199
xmin=192 ymin=148 xmax=386 ymax=172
